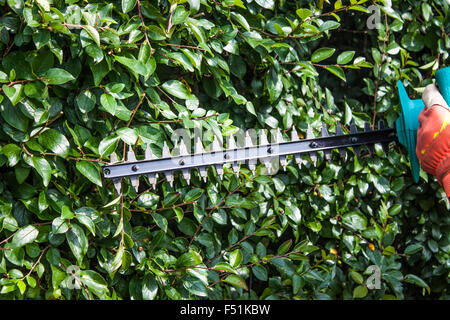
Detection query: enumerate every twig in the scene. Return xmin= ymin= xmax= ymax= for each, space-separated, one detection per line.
xmin=137 ymin=0 xmax=151 ymax=47
xmin=126 ymin=93 xmax=146 ymax=127
xmin=20 ymin=245 xmax=50 ymax=281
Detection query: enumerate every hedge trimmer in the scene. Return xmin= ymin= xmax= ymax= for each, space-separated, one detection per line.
xmin=101 ymin=67 xmax=450 ymax=194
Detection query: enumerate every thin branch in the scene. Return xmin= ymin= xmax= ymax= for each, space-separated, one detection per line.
xmin=20 ymin=245 xmax=50 ymax=281
xmin=137 ymin=0 xmax=151 ymax=47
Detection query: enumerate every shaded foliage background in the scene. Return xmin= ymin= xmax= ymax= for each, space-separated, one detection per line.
xmin=0 ymin=0 xmax=449 ymax=300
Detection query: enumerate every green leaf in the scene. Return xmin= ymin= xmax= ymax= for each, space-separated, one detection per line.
xmin=405 ymin=244 xmax=423 ymax=255
xmin=311 ymin=48 xmax=336 ymax=63
xmin=296 ymin=8 xmax=311 ymax=20
xmin=142 ymin=275 xmax=158 ymax=300
xmin=353 ymin=285 xmax=368 ymax=298
xmin=122 ymin=0 xmax=137 ymax=13
xmin=224 ymin=274 xmax=247 ymax=290
xmin=255 ymin=0 xmax=274 ymax=10
xmin=401 ymin=33 xmax=424 ymax=52
xmin=66 ymin=223 xmax=88 ymax=265
xmin=231 ymin=12 xmax=250 ymax=32
xmin=172 ymin=6 xmax=189 ymax=25
xmin=2 ymin=84 xmax=23 ymax=105
xmin=36 ymin=0 xmax=50 ymax=11
xmin=52 ymin=217 xmax=69 ymax=234
xmin=351 ymin=271 xmax=364 ymax=284
xmin=152 ymin=212 xmax=168 ymax=233
xmin=252 ymin=264 xmax=268 ymax=281
xmin=115 ymin=55 xmax=147 ymax=76
xmin=3 ymin=144 xmax=22 ymax=166
xmin=32 ymin=157 xmax=51 ymax=187
xmin=337 ymin=51 xmax=355 ymax=64
xmin=184 ymin=188 xmax=204 ymax=203
xmin=76 ymin=161 xmax=102 ymax=187
xmin=325 ymin=65 xmax=346 ymax=81
xmin=212 ymin=262 xmax=237 ymax=274
xmin=76 ymin=90 xmax=96 ymax=114
xmin=229 ymin=249 xmax=243 ymax=267
xmin=38 ymin=129 xmax=70 ymax=158
xmin=43 ymin=68 xmax=75 ymax=85
xmin=100 ymin=93 xmax=117 ymax=116
xmin=161 ymin=80 xmax=192 ymax=99
xmin=342 ymin=212 xmax=367 ymax=231
xmin=79 ymin=270 xmax=109 ymax=298
xmin=99 ymin=136 xmax=120 ymax=157
xmin=277 ymin=239 xmax=292 ymax=255
xmin=266 ymin=67 xmax=283 ymax=103
xmin=7 ymin=0 xmax=24 ymax=14
xmin=404 ymin=274 xmax=430 ymax=293
xmin=137 ymin=192 xmax=159 ymax=209
xmin=83 ymin=25 xmax=101 ymax=47
xmin=11 ymin=225 xmax=39 ymax=248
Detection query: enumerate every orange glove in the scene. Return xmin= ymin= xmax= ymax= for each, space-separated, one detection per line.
xmin=416 ymin=84 xmax=450 ymax=198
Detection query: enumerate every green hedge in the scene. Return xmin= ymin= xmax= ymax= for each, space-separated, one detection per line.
xmin=0 ymin=0 xmax=448 ymax=300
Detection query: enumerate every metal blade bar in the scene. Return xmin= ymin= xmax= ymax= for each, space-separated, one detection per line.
xmin=102 ymin=128 xmax=396 ymax=179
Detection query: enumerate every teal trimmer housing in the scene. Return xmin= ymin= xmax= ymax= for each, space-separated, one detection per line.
xmin=396 ymin=66 xmax=450 ymax=182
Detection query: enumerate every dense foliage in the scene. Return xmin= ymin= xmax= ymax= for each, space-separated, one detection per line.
xmin=0 ymin=0 xmax=449 ymax=300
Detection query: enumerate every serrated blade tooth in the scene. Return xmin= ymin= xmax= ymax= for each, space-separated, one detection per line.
xmin=291 ymin=128 xmax=302 ymax=166
xmin=246 ymin=131 xmax=256 ymax=174
xmin=260 ymin=130 xmax=269 ymax=146
xmin=321 ymin=125 xmax=331 ymax=163
xmin=306 ymin=125 xmax=317 ymax=166
xmin=274 ymin=129 xmax=286 ymax=171
xmin=165 ymin=171 xmax=174 ymax=187
xmin=194 ymin=136 xmax=207 ymax=182
xmin=211 ymin=136 xmax=224 ymax=179
xmin=378 ymin=120 xmax=389 ymax=154
xmin=127 ymin=146 xmax=139 ymax=192
xmin=275 ymin=128 xmax=283 ymax=143
xmin=212 ymin=135 xmax=222 ymax=151
xmin=110 ymin=153 xmax=118 ymax=164
xmin=182 ymin=169 xmax=191 ymax=185
xmin=110 ymin=153 xmax=122 ymax=195
xmin=162 ymin=141 xmax=171 ymax=158
xmin=364 ymin=122 xmax=375 ymax=155
xmin=144 ymin=144 xmax=151 ymax=160
xmin=350 ymin=121 xmax=358 ymax=134
xmin=336 ymin=122 xmax=346 ymax=159
xmin=145 ymin=145 xmax=158 ymax=189
xmin=179 ymin=139 xmax=189 ymax=155
xmin=291 ymin=127 xmax=299 ymax=141
xmin=199 ymin=167 xmax=207 ymax=182
xmin=349 ymin=121 xmax=361 ymax=158
xmin=259 ymin=130 xmax=271 ymax=170
xmin=245 ymin=130 xmax=254 ymax=147
xmin=226 ymin=135 xmax=240 ymax=176
xmin=227 ymin=135 xmax=237 ymax=149
xmin=195 ymin=136 xmax=205 ymax=154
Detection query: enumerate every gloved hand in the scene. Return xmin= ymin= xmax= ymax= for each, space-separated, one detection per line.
xmin=416 ymin=84 xmax=450 ymax=198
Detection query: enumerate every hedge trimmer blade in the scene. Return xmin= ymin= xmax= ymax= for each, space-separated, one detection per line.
xmin=102 ymin=120 xmax=396 ymax=194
